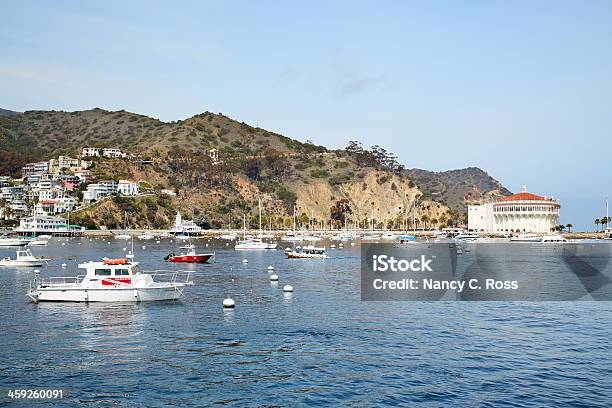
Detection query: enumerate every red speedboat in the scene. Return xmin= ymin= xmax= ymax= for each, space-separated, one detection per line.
xmin=164 ymin=249 xmax=214 ymax=263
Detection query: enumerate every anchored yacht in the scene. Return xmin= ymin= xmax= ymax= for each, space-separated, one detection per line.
xmin=510 ymin=233 xmax=542 ymax=242
xmin=285 ymin=245 xmax=327 ymax=259
xmin=0 ymin=249 xmax=50 ymax=267
xmin=27 ymin=258 xmax=193 ymax=302
xmin=0 ymin=236 xmax=30 ymax=247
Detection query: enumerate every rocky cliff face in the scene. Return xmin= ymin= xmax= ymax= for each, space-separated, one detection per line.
xmin=294 ymin=170 xmax=448 ymax=225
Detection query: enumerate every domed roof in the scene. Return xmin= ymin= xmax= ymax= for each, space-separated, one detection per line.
xmin=497 ymin=185 xmax=548 ymax=202
xmin=498 ymin=192 xmax=546 ymax=202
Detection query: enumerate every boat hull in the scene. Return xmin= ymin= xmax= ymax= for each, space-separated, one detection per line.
xmin=165 ymin=254 xmax=213 ymax=263
xmin=0 ymin=260 xmax=44 ymax=267
xmin=286 ymin=252 xmax=327 ymax=259
xmin=0 ymin=240 xmax=30 ymax=247
xmin=32 ymin=286 xmax=183 ymax=302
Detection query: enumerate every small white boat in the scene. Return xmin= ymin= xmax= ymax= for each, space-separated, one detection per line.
xmin=286 ymin=245 xmax=327 ymax=259
xmin=219 ymin=233 xmax=238 ymax=240
xmin=281 ymin=230 xmax=304 ymax=242
xmin=360 ymin=233 xmax=380 ymax=241
xmin=235 ymin=238 xmax=277 ymax=250
xmin=27 ymin=238 xmax=49 ymax=246
xmin=175 ymin=234 xmax=190 ymax=241
xmin=138 ymin=231 xmax=155 ymax=240
xmin=0 ymin=236 xmax=31 ymax=247
xmin=27 ymin=258 xmax=193 ymax=302
xmin=510 ymin=233 xmax=542 ymax=242
xmin=0 ymin=249 xmax=50 ymax=267
xmin=454 ymin=233 xmax=480 ymax=242
xmin=302 ymin=234 xmax=322 ymax=242
xmin=541 ymin=234 xmax=567 ymax=243
xmin=381 ymin=232 xmax=396 ymax=240
xmin=114 ymin=233 xmax=131 ymax=240
xmin=38 ymin=234 xmax=52 ymax=239
xmin=340 ymin=232 xmax=353 ymax=241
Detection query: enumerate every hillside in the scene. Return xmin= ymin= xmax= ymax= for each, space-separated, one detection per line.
xmin=405 ymin=167 xmax=512 ymax=212
xmin=0 ymin=108 xmax=510 ymax=229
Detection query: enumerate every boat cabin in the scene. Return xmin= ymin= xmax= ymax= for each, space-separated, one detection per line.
xmin=79 ymin=259 xmax=140 ymax=285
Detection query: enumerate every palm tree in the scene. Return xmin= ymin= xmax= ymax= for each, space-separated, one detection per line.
xmin=595 ymin=219 xmax=601 ymax=232
xmin=420 ymin=214 xmax=429 ymax=229
xmin=566 ymin=223 xmax=573 ymax=233
xmin=557 ymin=224 xmax=565 ymax=232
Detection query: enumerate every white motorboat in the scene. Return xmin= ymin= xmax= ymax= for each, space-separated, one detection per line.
xmin=510 ymin=233 xmax=542 ymax=242
xmin=0 ymin=236 xmax=31 ymax=247
xmin=281 ymin=230 xmax=303 ymax=242
xmin=27 ymin=258 xmax=193 ymax=302
xmin=541 ymin=234 xmax=567 ymax=243
xmin=454 ymin=233 xmax=480 ymax=242
xmin=340 ymin=232 xmax=353 ymax=241
xmin=138 ymin=231 xmax=155 ymax=240
xmin=0 ymin=249 xmax=50 ymax=267
xmin=114 ymin=233 xmax=131 ymax=240
xmin=302 ymin=234 xmax=322 ymax=242
xmin=27 ymin=238 xmax=49 ymax=246
xmin=381 ymin=232 xmax=396 ymax=240
xmin=286 ymin=245 xmax=327 ymax=259
xmin=219 ymin=232 xmax=238 ymax=240
xmin=360 ymin=233 xmax=380 ymax=241
xmin=175 ymin=234 xmax=190 ymax=241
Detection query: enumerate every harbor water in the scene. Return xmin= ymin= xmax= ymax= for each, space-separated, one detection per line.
xmin=1 ymin=238 xmax=612 ymax=406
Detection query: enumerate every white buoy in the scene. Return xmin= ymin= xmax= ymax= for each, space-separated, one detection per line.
xmin=350 ymin=242 xmax=355 ymax=246
xmin=270 ymin=274 xmax=279 ymax=281
xmin=226 ymin=243 xmax=229 ymax=246
xmin=206 ymin=244 xmax=209 ymax=247
xmin=78 ymin=242 xmax=82 ymax=245
xmin=223 ymin=297 xmax=235 ymax=309
xmin=34 ymin=269 xmax=40 ymax=273
xmin=142 ymin=245 xmax=146 ymax=249
xmin=122 ymin=247 xmax=127 ymax=251
xmin=156 ymin=240 xmax=160 ymax=244
xmin=283 ymin=284 xmax=293 ymax=292
xmin=330 ymin=244 xmax=336 ymax=248
xmin=267 ymin=265 xmax=274 ymax=271
xmin=242 ymin=259 xmax=248 ymax=264
xmin=61 ymin=263 xmax=67 ymax=268
xmin=62 ymin=243 xmax=66 ymax=246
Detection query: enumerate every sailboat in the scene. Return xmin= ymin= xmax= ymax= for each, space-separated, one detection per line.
xmin=235 ymin=210 xmax=277 ymax=250
xmin=114 ymin=212 xmax=131 ymax=240
xmin=220 ymin=215 xmax=238 ymax=240
xmin=282 ymin=206 xmax=304 ymax=242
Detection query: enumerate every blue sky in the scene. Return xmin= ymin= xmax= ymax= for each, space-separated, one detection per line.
xmin=1 ymin=0 xmax=611 ymax=230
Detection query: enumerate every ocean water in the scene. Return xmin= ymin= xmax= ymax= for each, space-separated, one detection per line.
xmin=1 ymin=237 xmax=612 ymax=407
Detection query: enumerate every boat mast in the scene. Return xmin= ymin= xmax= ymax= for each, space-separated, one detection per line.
xmin=258 ymin=197 xmax=262 ymax=235
xmin=243 ymin=213 xmax=246 ymax=240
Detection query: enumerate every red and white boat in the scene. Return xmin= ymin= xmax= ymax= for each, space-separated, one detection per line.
xmin=27 ymin=257 xmax=193 ymax=303
xmin=165 ymin=248 xmax=215 ymax=263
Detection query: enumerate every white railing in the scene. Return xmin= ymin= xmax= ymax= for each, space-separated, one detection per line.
xmin=147 ymin=270 xmax=193 ymax=285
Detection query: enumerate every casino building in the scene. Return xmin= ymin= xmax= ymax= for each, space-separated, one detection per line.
xmin=468 ymin=185 xmax=560 ymax=233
